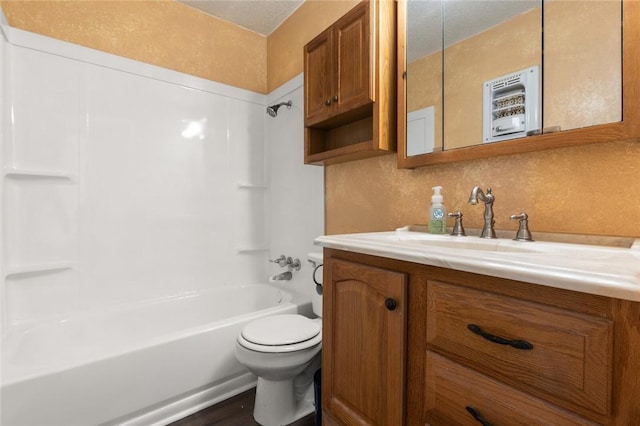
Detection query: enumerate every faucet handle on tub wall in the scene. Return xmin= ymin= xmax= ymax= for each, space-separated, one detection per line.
xmin=510 ymin=212 xmax=534 ymax=242
xmin=287 ymin=258 xmax=301 ymax=271
xmin=270 ymin=255 xmax=302 ymax=271
xmin=270 ymin=255 xmax=288 ymax=267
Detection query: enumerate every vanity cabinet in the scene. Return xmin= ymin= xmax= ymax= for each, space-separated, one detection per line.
xmin=322 ymin=258 xmax=407 ymax=425
xmin=322 ymin=249 xmax=640 ymax=426
xmin=304 ymin=0 xmax=396 ymax=165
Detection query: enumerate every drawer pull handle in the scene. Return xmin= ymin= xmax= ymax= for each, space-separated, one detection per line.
xmin=467 ymin=324 xmax=533 ymax=350
xmin=466 ymin=406 xmax=494 ymax=426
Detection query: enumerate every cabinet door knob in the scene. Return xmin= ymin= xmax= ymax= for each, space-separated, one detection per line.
xmin=332 ymin=95 xmax=338 ymax=103
xmin=385 ymin=298 xmax=397 ymax=311
xmin=324 ymin=99 xmax=331 ymax=106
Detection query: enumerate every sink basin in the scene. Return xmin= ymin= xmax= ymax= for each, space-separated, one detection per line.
xmin=341 ymin=229 xmax=639 ymax=256
xmin=347 ymin=231 xmax=546 ymax=254
xmin=391 ymin=234 xmax=541 ymax=253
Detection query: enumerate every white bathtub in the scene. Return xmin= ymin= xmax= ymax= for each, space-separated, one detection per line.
xmin=0 ymin=283 xmax=312 ymax=426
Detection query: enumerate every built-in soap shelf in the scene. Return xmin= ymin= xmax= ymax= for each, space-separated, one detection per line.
xmin=235 ymin=182 xmax=268 ymax=254
xmin=5 ymin=261 xmax=75 ymax=278
xmin=236 ymin=245 xmax=269 ymax=254
xmin=236 ymin=182 xmax=268 ymax=190
xmin=4 ymin=167 xmax=76 ymax=181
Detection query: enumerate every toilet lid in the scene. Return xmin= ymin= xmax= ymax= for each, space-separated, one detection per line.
xmin=241 ymin=314 xmax=320 ymax=346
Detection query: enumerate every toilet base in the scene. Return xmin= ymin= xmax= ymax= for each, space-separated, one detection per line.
xmin=253 ymin=377 xmax=315 ymax=426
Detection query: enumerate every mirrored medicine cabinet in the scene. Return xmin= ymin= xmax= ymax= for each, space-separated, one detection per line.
xmin=398 ymin=0 xmax=640 ymax=169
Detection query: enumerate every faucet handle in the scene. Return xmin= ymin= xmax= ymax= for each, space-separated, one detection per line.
xmin=448 ymin=211 xmax=466 ymax=236
xmin=288 ymin=258 xmax=301 ymax=271
xmin=270 ymin=255 xmax=302 ymax=271
xmin=510 ymin=212 xmax=534 ymax=242
xmin=269 ymin=255 xmax=288 ymax=267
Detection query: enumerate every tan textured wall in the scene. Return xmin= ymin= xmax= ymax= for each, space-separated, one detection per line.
xmin=326 ymin=139 xmax=640 ymax=238
xmin=267 ymin=0 xmax=359 ymax=92
xmin=0 ymin=0 xmax=267 ymax=93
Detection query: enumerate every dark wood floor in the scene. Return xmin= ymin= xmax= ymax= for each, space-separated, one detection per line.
xmin=169 ymin=388 xmax=316 ymax=426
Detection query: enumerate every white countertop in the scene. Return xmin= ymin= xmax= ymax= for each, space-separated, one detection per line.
xmin=315 ymin=228 xmax=640 ymax=302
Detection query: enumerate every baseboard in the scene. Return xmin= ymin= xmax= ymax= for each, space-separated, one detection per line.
xmin=116 ymin=373 xmax=257 ymax=426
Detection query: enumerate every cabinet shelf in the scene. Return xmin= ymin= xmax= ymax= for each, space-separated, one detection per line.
xmin=305 ymin=140 xmax=375 ymax=165
xmin=4 ymin=167 xmax=75 ymax=180
xmin=5 ymin=262 xmax=75 ymax=278
xmin=305 ymin=114 xmax=392 ymax=165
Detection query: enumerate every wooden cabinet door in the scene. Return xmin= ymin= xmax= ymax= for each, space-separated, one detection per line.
xmin=304 ymin=28 xmax=333 ymax=126
xmin=304 ymin=1 xmax=372 ymax=127
xmin=322 ymin=258 xmax=407 ymax=426
xmin=334 ymin=1 xmax=371 ymax=114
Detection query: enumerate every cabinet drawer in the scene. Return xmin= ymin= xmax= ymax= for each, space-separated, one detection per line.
xmin=425 ymin=351 xmax=598 ymax=426
xmin=426 ymin=281 xmax=613 ymax=415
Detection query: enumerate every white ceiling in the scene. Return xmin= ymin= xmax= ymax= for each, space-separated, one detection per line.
xmin=407 ymin=0 xmax=539 ymax=62
xmin=176 ymin=0 xmax=304 ymax=36
xmin=175 ymin=0 xmax=538 ymax=61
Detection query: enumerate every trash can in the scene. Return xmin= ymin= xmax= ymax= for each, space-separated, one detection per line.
xmin=314 ymin=368 xmax=322 ymax=425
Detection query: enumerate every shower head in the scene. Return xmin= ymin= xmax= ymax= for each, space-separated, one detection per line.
xmin=266 ymin=100 xmax=292 ymax=117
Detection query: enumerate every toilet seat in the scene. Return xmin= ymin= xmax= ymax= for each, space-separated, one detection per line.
xmin=238 ymin=314 xmax=322 ymax=353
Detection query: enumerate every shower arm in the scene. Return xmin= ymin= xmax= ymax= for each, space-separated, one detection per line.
xmin=266 ymin=100 xmax=292 ymax=117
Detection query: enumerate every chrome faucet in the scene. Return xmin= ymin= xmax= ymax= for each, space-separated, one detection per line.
xmin=270 ymin=255 xmax=301 ymax=271
xmin=468 ymin=186 xmax=497 ymax=239
xmin=510 ymin=212 xmax=534 ymax=241
xmin=270 ymin=271 xmax=293 ymax=281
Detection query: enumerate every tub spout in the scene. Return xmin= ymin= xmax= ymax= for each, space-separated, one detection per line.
xmin=270 ymin=271 xmax=293 ymax=281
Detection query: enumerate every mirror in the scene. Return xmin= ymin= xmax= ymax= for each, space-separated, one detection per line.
xmin=443 ymin=0 xmax=542 ymax=150
xmin=400 ymin=0 xmax=624 ymax=167
xmin=405 ymin=0 xmax=442 ymax=156
xmin=542 ymin=1 xmax=621 ymax=132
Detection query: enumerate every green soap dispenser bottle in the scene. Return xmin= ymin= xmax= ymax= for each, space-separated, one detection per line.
xmin=428 ymin=186 xmax=447 ymax=234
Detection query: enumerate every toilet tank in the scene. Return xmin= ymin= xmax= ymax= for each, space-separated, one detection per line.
xmin=307 ymin=252 xmax=323 ymax=317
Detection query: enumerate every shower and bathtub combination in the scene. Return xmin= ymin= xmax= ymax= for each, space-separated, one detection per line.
xmin=2 ymin=284 xmax=312 ymax=425
xmin=0 ymin=17 xmax=324 ymax=426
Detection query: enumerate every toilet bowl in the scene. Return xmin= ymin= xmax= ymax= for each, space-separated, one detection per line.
xmin=234 ymin=253 xmax=323 ymax=426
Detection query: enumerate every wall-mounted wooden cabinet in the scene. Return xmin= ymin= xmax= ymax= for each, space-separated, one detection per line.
xmin=304 ymin=0 xmax=396 ymax=165
xmin=397 ymin=0 xmax=640 ymax=169
xmin=304 ymin=3 xmax=371 ymax=127
xmin=322 ymin=249 xmax=640 ymax=426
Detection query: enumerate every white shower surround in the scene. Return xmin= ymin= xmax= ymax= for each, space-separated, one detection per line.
xmin=0 ymin=17 xmax=323 ymax=426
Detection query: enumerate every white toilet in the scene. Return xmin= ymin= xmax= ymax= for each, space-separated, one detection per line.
xmin=234 ymin=253 xmax=323 ymax=426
